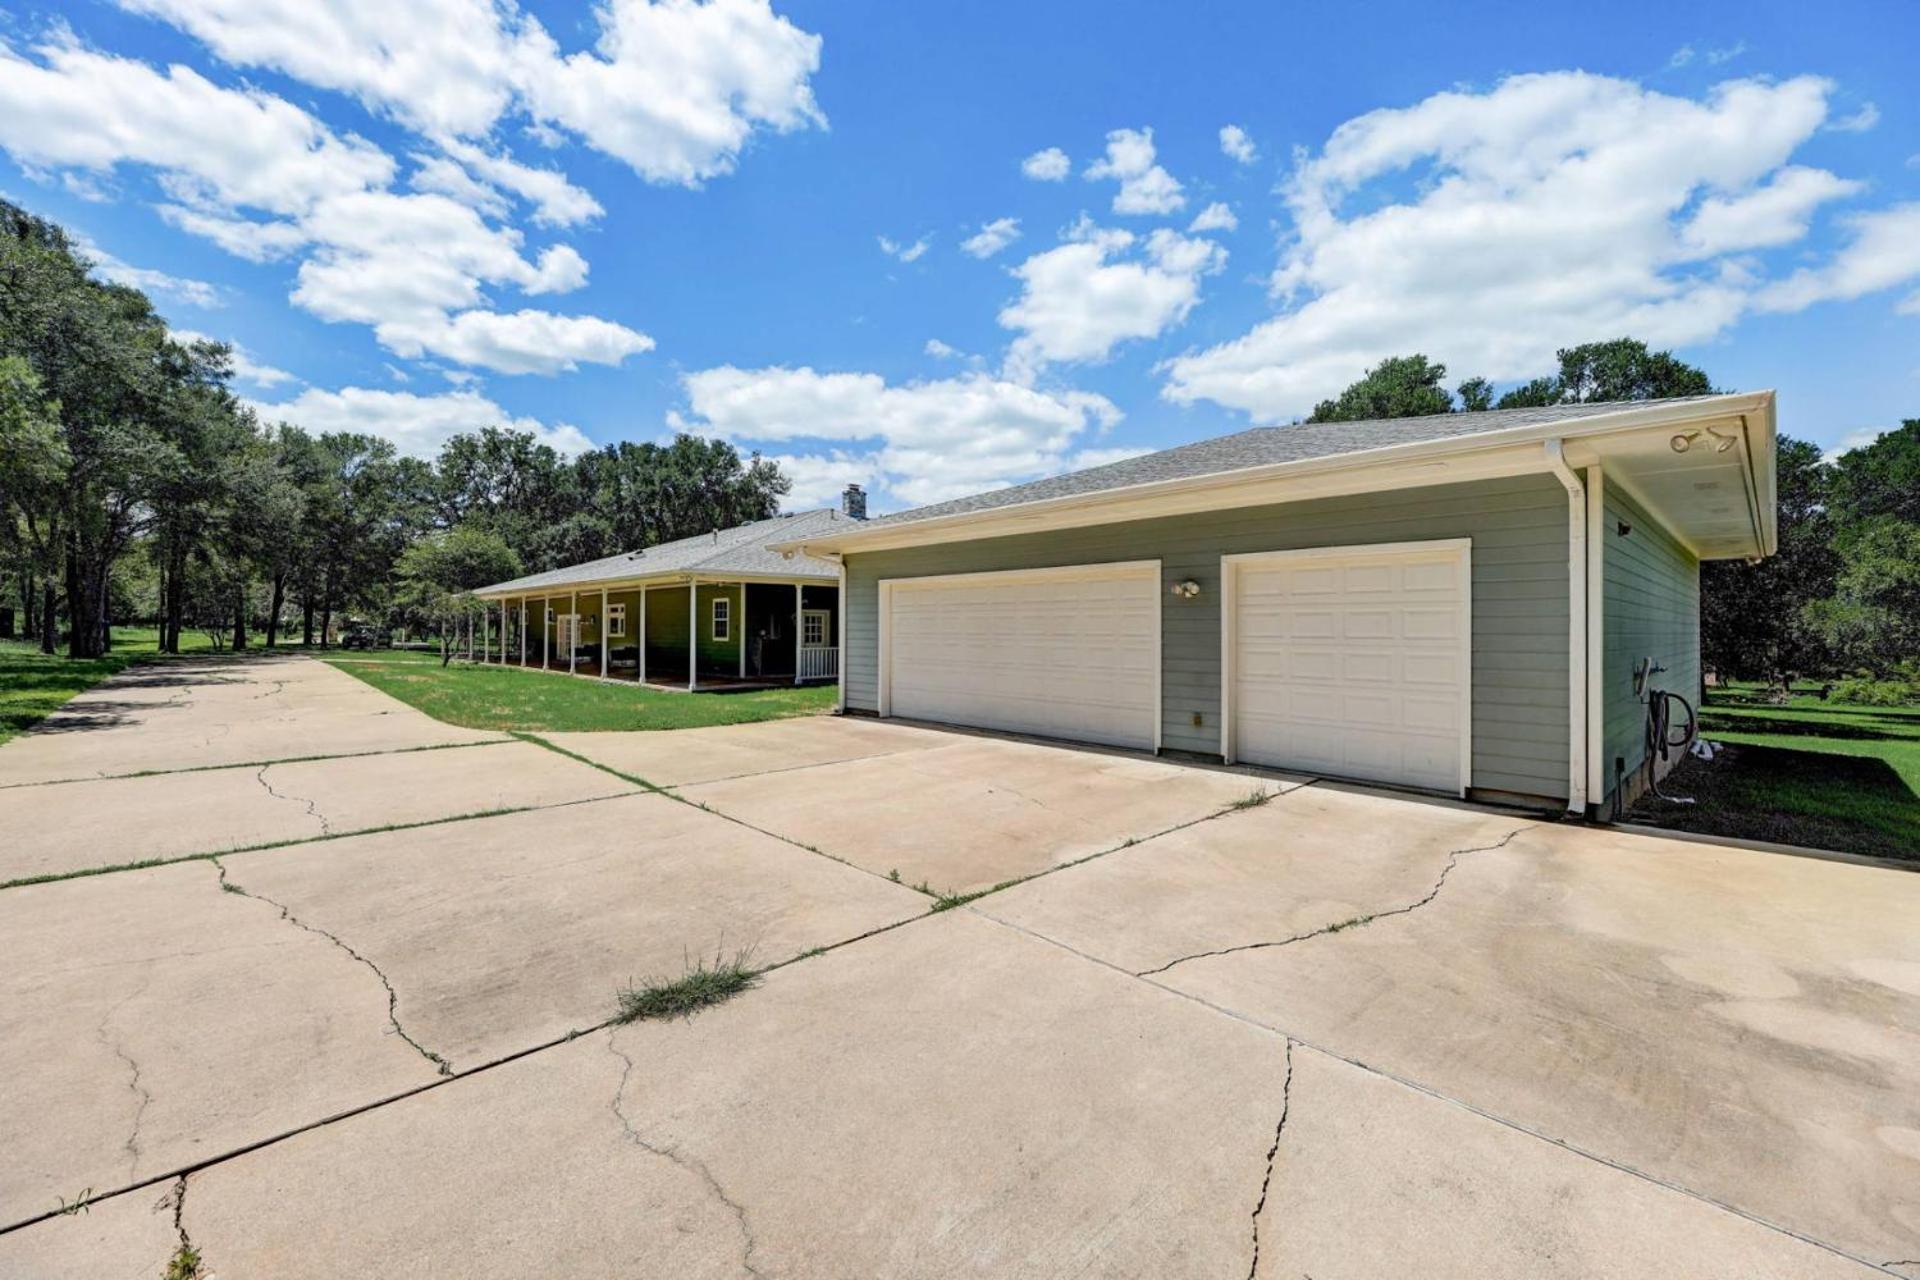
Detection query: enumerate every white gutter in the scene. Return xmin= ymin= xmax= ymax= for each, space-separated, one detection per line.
xmin=1543 ymin=440 xmax=1588 ymax=816
xmin=774 ymin=392 xmax=1775 ymax=557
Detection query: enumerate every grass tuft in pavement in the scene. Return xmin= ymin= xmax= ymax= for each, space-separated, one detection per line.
xmin=616 ymin=948 xmax=760 ymax=1023
xmin=1227 ymin=787 xmax=1273 ymax=811
xmin=163 ymin=1244 xmax=203 ymax=1280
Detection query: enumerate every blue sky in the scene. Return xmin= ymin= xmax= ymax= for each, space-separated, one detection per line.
xmin=1 ymin=0 xmax=1915 ymax=513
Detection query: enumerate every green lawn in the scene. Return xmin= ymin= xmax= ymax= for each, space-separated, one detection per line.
xmin=1627 ymin=682 xmax=1919 ymax=861
xmin=323 ymin=650 xmax=839 ymax=732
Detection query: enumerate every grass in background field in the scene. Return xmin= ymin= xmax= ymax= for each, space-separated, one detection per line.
xmin=1630 ymin=682 xmax=1918 ymax=861
xmin=324 ymin=649 xmax=837 ymax=732
xmin=0 ymin=638 xmax=145 ymax=746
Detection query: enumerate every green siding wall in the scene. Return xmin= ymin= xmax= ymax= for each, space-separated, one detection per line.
xmin=845 ymin=473 xmax=1572 ymax=801
xmin=1600 ymin=479 xmax=1700 ymax=810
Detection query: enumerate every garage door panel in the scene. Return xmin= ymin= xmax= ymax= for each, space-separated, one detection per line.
xmin=886 ymin=566 xmax=1158 ymax=751
xmin=1231 ymin=543 xmax=1468 ymax=794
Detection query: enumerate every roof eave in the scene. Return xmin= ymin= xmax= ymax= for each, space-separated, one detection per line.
xmin=771 ymin=392 xmax=1777 ymax=556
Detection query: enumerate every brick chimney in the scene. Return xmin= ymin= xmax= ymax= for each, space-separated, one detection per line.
xmin=841 ymin=483 xmax=868 ymax=521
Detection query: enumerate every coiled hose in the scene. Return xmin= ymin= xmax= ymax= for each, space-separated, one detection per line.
xmin=1645 ymin=688 xmax=1699 ymax=805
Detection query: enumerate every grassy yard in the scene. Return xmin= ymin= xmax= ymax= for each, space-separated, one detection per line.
xmin=323 ymin=649 xmax=838 ymax=732
xmin=1628 ymin=682 xmax=1918 ymax=861
xmin=0 ymin=639 xmax=149 ymax=747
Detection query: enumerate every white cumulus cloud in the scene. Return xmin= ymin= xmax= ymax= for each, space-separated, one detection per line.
xmin=250 ymin=385 xmax=594 ymax=458
xmin=1021 ymin=147 xmax=1070 ymax=181
xmin=1000 ymin=219 xmax=1225 ymax=376
xmin=1188 ymin=201 xmax=1238 ymax=233
xmin=117 ymin=0 xmax=826 ymax=186
xmin=674 ymin=366 xmax=1122 ymax=507
xmin=960 ymin=217 xmax=1021 ymax=259
xmin=1219 ymin=124 xmax=1256 ymax=164
xmin=1161 ymin=71 xmax=1911 ymax=422
xmin=877 ymin=234 xmax=931 ymax=263
xmin=0 ymin=35 xmax=650 ymax=377
xmin=1084 ymin=127 xmax=1184 ymax=215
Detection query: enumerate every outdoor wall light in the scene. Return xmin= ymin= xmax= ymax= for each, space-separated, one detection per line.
xmin=1171 ymin=579 xmax=1202 ymax=599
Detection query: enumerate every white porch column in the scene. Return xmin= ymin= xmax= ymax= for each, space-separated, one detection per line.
xmin=519 ymin=599 xmax=527 ymax=666
xmin=737 ymin=584 xmax=746 ymax=679
xmin=569 ymin=590 xmax=578 ymax=675
xmin=600 ymin=585 xmax=609 ymax=680
xmin=793 ymin=582 xmax=803 ymax=685
xmin=687 ymin=578 xmax=697 ymax=691
xmin=541 ymin=597 xmax=549 ymax=669
xmin=638 ymin=588 xmax=648 ymax=684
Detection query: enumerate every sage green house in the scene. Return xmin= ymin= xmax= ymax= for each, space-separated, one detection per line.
xmin=468 ymin=503 xmax=860 ymax=689
xmin=776 ymin=394 xmax=1779 ymax=818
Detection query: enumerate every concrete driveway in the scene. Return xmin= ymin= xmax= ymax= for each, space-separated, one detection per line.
xmin=0 ymin=655 xmax=1914 ymax=1278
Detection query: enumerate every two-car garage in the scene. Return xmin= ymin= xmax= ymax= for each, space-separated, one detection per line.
xmin=874 ymin=541 xmax=1473 ymax=796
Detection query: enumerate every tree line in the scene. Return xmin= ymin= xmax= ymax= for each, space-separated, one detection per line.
xmin=1309 ymin=340 xmax=1918 ymax=697
xmin=1 ymin=199 xmax=788 ymax=657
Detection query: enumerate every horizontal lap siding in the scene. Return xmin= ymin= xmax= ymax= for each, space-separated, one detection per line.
xmin=846 ymin=473 xmax=1569 ymax=801
xmin=1601 ymin=480 xmax=1700 ymax=809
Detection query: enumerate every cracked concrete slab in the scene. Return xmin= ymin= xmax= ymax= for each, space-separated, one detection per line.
xmin=679 ymin=733 xmax=1296 ymax=895
xmin=0 ymin=739 xmax=637 ymax=884
xmin=980 ymin=784 xmax=1528 ymax=974
xmin=0 ymin=654 xmax=502 ymax=787
xmin=1254 ymin=1043 xmax=1885 ymax=1278
xmin=4 ymin=909 xmax=1297 ymax=1278
xmin=544 ymin=714 xmax=953 ymax=787
xmin=216 ymin=793 xmax=929 ymax=1067
xmin=1144 ymin=820 xmax=1920 ymax=1268
xmin=0 ymin=1183 xmax=179 ymax=1280
xmin=0 ymin=861 xmax=440 ymax=1229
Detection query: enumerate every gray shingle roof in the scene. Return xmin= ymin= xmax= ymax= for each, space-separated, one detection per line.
xmin=476 ymin=507 xmax=846 ymax=595
xmin=861 ymin=397 xmax=1724 ymax=529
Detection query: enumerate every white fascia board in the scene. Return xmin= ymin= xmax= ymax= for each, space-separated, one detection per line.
xmin=476 ymin=569 xmax=834 ymax=601
xmin=774 ymin=392 xmax=1776 ymax=558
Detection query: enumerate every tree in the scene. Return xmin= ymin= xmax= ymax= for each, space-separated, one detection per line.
xmin=1809 ymin=420 xmax=1920 ymax=674
xmin=1700 ymin=436 xmax=1837 ymax=691
xmin=1307 ymin=355 xmax=1455 ymax=423
xmin=396 ymin=526 xmax=522 ymax=665
xmin=1455 ymin=377 xmax=1494 ymax=413
xmin=1495 ymin=339 xmax=1714 ymax=408
xmin=0 ymin=356 xmax=69 ymax=652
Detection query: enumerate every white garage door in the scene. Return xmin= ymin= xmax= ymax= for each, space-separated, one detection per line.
xmin=1226 ymin=540 xmax=1470 ymax=794
xmin=881 ymin=562 xmax=1160 ymax=751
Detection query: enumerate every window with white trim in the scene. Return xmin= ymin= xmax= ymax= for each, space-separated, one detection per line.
xmin=711 ymin=596 xmax=731 ymax=641
xmin=606 ymin=603 xmax=626 ymax=638
xmin=802 ymin=609 xmax=829 ymax=647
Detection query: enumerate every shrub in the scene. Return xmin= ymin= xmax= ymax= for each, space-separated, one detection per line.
xmin=1828 ymin=676 xmax=1920 ymax=707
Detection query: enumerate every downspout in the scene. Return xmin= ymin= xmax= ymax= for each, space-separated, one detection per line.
xmin=1543 ymin=440 xmax=1589 ymax=816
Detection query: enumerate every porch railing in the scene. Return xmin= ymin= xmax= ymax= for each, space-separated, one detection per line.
xmin=799 ymin=646 xmax=839 ymax=681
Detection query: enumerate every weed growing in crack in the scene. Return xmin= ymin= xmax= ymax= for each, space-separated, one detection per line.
xmin=1227 ymin=787 xmax=1272 ymax=811
xmin=163 ymin=1244 xmax=203 ymax=1280
xmin=617 ymin=947 xmax=759 ymax=1023
xmin=888 ymin=868 xmax=901 ymax=882
xmin=54 ymin=1187 xmax=92 ymax=1216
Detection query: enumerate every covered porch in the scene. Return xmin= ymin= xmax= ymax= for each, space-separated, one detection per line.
xmin=460 ymin=575 xmax=839 ymax=692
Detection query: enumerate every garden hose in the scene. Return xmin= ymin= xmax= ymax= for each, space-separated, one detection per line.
xmin=1645 ymin=687 xmax=1699 ymax=805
